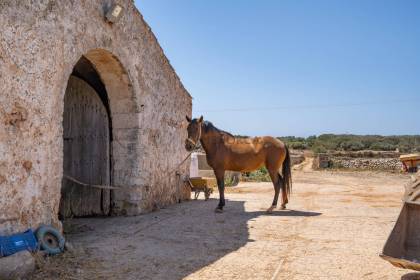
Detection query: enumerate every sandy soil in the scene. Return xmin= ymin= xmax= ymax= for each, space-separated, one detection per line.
xmin=32 ymin=166 xmax=419 ymax=280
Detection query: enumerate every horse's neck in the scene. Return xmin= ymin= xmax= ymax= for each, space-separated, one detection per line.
xmin=200 ymin=130 xmax=222 ymax=154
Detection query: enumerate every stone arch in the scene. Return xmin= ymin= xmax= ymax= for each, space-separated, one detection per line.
xmin=61 ymin=48 xmax=140 ymax=217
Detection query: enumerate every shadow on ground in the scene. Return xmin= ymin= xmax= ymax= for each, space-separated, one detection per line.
xmin=32 ymin=199 xmax=321 ymax=280
xmin=402 ymin=273 xmax=420 ymax=280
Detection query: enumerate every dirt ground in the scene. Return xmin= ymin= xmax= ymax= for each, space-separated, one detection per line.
xmin=32 ymin=166 xmax=419 ymax=280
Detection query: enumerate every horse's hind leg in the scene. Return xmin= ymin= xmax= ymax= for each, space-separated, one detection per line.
xmin=267 ymin=169 xmax=282 ymax=213
xmin=280 ymin=174 xmax=288 ymax=210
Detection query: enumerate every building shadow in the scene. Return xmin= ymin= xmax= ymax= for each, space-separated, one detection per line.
xmin=402 ymin=273 xmax=420 ymax=280
xmin=39 ymin=199 xmax=321 ymax=280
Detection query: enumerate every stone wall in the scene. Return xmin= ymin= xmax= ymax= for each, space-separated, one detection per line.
xmin=313 ymin=154 xmax=331 ymax=169
xmin=330 ymin=158 xmax=402 ymax=171
xmin=290 ymin=150 xmax=305 ymax=166
xmin=0 ymin=0 xmax=192 ymax=234
xmin=313 ymin=151 xmax=402 ymax=171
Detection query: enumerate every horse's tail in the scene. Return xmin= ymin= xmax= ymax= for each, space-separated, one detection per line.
xmin=281 ymin=145 xmax=292 ymax=199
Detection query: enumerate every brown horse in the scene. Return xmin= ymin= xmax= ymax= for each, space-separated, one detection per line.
xmin=185 ymin=116 xmax=292 ymax=213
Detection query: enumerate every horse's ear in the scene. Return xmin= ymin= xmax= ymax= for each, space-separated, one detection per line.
xmin=198 ymin=115 xmax=203 ymax=123
xmin=186 ymin=115 xmax=192 ymax=123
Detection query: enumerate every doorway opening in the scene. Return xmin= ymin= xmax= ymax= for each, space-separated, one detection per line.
xmin=59 ymin=56 xmax=112 ymax=219
xmin=59 ymin=49 xmax=139 ymax=221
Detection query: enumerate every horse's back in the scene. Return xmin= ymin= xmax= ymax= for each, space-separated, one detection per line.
xmin=222 ymin=136 xmax=286 ymax=172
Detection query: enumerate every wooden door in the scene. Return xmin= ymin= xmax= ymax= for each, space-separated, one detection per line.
xmin=60 ymin=76 xmax=111 ymax=218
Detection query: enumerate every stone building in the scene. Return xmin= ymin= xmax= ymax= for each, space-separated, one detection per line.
xmin=0 ymin=0 xmax=192 ymax=235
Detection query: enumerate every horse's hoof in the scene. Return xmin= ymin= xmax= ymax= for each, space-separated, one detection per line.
xmin=215 ymin=207 xmax=223 ymax=213
xmin=280 ymin=205 xmax=286 ymax=210
xmin=266 ymin=206 xmax=275 ymax=213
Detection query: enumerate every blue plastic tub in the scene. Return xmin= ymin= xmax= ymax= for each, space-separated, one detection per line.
xmin=0 ymin=229 xmax=38 ymax=257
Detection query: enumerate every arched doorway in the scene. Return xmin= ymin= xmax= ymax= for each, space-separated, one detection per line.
xmin=59 ymin=49 xmax=140 ymax=219
xmin=60 ymin=57 xmax=112 ymax=218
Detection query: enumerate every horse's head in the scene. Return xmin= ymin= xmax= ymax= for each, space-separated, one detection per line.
xmin=185 ymin=115 xmax=203 ymax=151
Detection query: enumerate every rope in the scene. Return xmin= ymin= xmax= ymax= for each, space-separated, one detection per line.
xmin=169 ymin=151 xmax=193 ymax=175
xmin=63 ymin=175 xmax=120 ymax=190
xmin=64 ymin=149 xmax=193 ymax=191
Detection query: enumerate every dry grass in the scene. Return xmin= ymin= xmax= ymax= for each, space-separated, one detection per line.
xmin=31 ymin=248 xmax=105 ymax=280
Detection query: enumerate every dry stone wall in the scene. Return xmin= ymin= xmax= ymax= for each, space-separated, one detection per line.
xmin=330 ymin=158 xmax=402 ymax=171
xmin=313 ymin=151 xmax=402 ymax=171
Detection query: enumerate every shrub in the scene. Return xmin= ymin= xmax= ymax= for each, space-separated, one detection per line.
xmin=289 ymin=141 xmax=307 ymax=149
xmin=242 ymin=167 xmax=271 ymax=182
xmin=312 ymin=145 xmax=327 ymax=154
xmin=339 ymin=141 xmax=365 ymax=151
xmin=370 ymin=142 xmax=396 ymax=151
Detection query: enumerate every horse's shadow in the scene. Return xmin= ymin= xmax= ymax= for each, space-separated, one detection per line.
xmin=249 ymin=209 xmax=322 ymax=217
xmin=62 ymin=198 xmax=321 ymax=280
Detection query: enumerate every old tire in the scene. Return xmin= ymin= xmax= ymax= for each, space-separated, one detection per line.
xmin=36 ymin=225 xmax=65 ymax=255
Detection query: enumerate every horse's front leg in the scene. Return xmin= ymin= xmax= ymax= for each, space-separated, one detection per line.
xmin=214 ymin=169 xmax=225 ymax=213
xmin=267 ymin=170 xmax=281 ymax=213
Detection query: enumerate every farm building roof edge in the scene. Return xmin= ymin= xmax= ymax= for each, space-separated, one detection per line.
xmin=133 ymin=3 xmax=192 ymax=100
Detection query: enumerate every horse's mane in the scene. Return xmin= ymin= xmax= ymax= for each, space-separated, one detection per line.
xmin=203 ymin=121 xmax=235 ymax=139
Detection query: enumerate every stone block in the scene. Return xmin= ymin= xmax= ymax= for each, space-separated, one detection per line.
xmin=0 ymin=251 xmax=35 ymax=280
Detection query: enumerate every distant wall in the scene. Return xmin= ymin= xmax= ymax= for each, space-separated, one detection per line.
xmin=290 ymin=150 xmax=305 ymax=166
xmin=313 ymin=151 xmax=402 ymax=171
xmin=330 ymin=158 xmax=401 ymax=171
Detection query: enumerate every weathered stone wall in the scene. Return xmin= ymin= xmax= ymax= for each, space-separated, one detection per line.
xmin=313 ymin=154 xmax=331 ymax=169
xmin=330 ymin=158 xmax=402 ymax=171
xmin=313 ymin=154 xmax=401 ymax=171
xmin=0 ymin=0 xmax=192 ymax=234
xmin=290 ymin=150 xmax=305 ymax=166
xmin=313 ymin=151 xmax=402 ymax=171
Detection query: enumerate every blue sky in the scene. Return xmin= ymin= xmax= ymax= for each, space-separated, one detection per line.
xmin=135 ymin=0 xmax=419 ymax=137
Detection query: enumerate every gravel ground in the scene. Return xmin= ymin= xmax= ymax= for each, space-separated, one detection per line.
xmin=32 ymin=168 xmax=418 ymax=279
